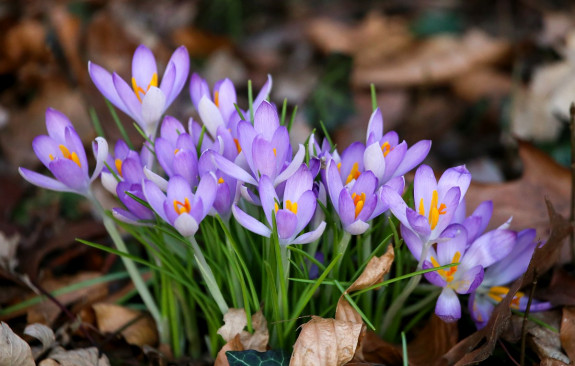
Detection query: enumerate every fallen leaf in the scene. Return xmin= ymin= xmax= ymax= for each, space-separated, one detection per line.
xmin=466 ymin=141 xmax=570 ymax=239
xmin=289 ymin=316 xmax=363 ymax=366
xmin=529 ymin=321 xmax=570 ymax=364
xmin=353 ymin=29 xmax=510 ymax=88
xmin=349 ymin=330 xmax=403 ymax=365
xmin=227 ymin=349 xmax=290 ymax=366
xmin=49 ymin=5 xmax=86 ymax=86
xmin=336 ymin=245 xmax=394 ymax=324
xmin=171 ymin=26 xmax=231 ymax=57
xmin=215 ymin=335 xmax=244 ymax=366
xmin=92 ymin=303 xmax=158 ymax=347
xmin=42 ymin=346 xmax=110 ymax=366
xmin=560 ymin=307 xmax=575 ymax=362
xmin=408 ymin=315 xmax=458 ymax=366
xmin=441 ymin=200 xmax=571 ymax=365
xmin=540 ymin=268 xmax=575 ymax=306
xmin=0 ymin=322 xmax=34 ymax=366
xmin=540 ymin=359 xmax=570 ymax=366
xmin=24 ymin=323 xmax=55 ymax=358
xmin=0 ymin=231 xmax=20 ymax=271
xmin=451 ymin=67 xmax=511 ymax=102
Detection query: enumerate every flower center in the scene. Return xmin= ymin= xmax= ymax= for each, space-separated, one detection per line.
xmin=173 ymin=197 xmax=191 ymax=215
xmin=381 ymin=142 xmax=392 ymax=157
xmin=351 ymin=192 xmax=366 ymax=219
xmin=234 ymin=138 xmax=242 ymax=153
xmin=49 ymin=145 xmax=81 ymax=167
xmin=275 ymin=200 xmax=298 ymax=214
xmin=430 ymin=251 xmax=461 ymax=283
xmin=214 ymin=90 xmax=220 ymax=107
xmin=418 ymin=190 xmax=447 ymax=230
xmin=218 ymin=177 xmax=225 ymax=184
xmin=487 ymin=286 xmax=524 ymax=309
xmin=345 ymin=162 xmax=361 ymax=185
xmin=115 ymin=158 xmax=123 ymax=177
xmin=132 ymin=72 xmax=158 ymax=103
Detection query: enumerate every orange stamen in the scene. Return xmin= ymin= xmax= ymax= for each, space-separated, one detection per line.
xmin=58 ymin=145 xmax=81 ymax=167
xmin=351 ymin=192 xmax=366 ymax=219
xmin=115 ymin=158 xmax=123 ymax=177
xmin=345 ymin=162 xmax=361 ymax=185
xmin=132 ymin=72 xmax=158 ymax=103
xmin=173 ymin=197 xmax=191 ymax=215
xmin=234 ymin=138 xmax=242 ymax=153
xmin=381 ymin=141 xmax=392 ymax=157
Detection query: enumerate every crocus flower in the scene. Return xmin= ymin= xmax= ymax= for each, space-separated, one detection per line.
xmin=89 ymin=44 xmax=189 ymax=136
xmin=143 ymin=174 xmax=217 ymax=237
xmin=101 ymin=139 xmax=143 ymax=194
xmin=232 ymin=166 xmax=326 ymax=246
xmin=19 ymin=108 xmax=108 ymax=196
xmin=114 ymin=180 xmax=155 ymax=225
xmin=469 ymin=229 xmax=552 ymax=329
xmin=325 ymin=159 xmax=404 ymax=235
xmin=415 ymin=223 xmax=516 ymax=322
xmin=382 ymin=164 xmax=472 ymax=256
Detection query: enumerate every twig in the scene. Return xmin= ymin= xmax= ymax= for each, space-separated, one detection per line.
xmin=498 ymin=339 xmax=520 ymax=366
xmin=520 ymin=268 xmax=538 ymax=366
xmin=570 ymin=102 xmax=575 ymax=265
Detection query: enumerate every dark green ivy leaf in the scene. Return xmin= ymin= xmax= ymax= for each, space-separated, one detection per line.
xmin=226 ymin=349 xmax=290 ymax=366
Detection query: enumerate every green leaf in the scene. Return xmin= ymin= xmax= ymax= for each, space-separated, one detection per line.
xmin=226 ymin=349 xmax=290 ymax=366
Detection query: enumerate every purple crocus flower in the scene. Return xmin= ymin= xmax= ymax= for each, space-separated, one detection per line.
xmin=19 ymin=108 xmax=108 ymax=196
xmin=114 ymin=180 xmax=155 ymax=225
xmin=198 ymin=151 xmax=238 ymax=220
xmin=89 ymin=44 xmax=189 ymax=136
xmin=143 ymin=174 xmax=217 ymax=237
xmin=325 ymin=159 xmax=404 ymax=235
xmin=208 ymin=101 xmax=305 ymax=188
xmin=469 ymin=229 xmax=552 ymax=329
xmin=232 ymin=166 xmax=326 ymax=246
xmin=415 ymin=223 xmax=516 ymax=322
xmin=101 ymin=139 xmax=143 ymax=194
xmin=382 ymin=164 xmax=472 ymax=254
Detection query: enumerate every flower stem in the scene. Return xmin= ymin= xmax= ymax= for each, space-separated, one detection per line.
xmin=188 ymin=236 xmax=229 ymax=314
xmin=335 ymin=231 xmax=352 ymax=274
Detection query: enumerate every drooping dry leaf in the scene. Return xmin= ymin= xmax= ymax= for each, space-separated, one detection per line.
xmin=542 ymin=268 xmax=575 ymax=306
xmin=215 ymin=309 xmax=269 ymax=366
xmin=353 ymin=29 xmax=510 ymax=88
xmin=466 ymin=141 xmax=570 ymax=239
xmin=529 ymin=321 xmax=570 ymax=364
xmin=290 ymin=316 xmax=363 ymax=366
xmin=0 ymin=322 xmax=34 ymax=366
xmin=92 ymin=303 xmax=158 ymax=347
xmin=408 ymin=315 xmax=458 ymax=366
xmin=24 ymin=323 xmax=55 ymax=358
xmin=349 ymin=330 xmax=403 ymax=365
xmin=41 ymin=346 xmax=110 ymax=366
xmin=560 ymin=307 xmax=575 ymax=362
xmin=442 ymin=200 xmax=571 ymax=365
xmin=336 ymin=245 xmax=394 ymax=324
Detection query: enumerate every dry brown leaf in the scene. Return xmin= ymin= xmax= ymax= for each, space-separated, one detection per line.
xmin=92 ymin=303 xmax=158 ymax=347
xmin=49 ymin=5 xmax=86 ymax=86
xmin=0 ymin=19 xmax=51 ymax=74
xmin=540 ymin=359 xmax=570 ymax=366
xmin=290 ymin=316 xmax=363 ymax=366
xmin=350 ymin=330 xmax=403 ymax=365
xmin=529 ymin=321 xmax=570 ymax=364
xmin=42 ymin=346 xmax=110 ymax=366
xmin=171 ymin=26 xmax=231 ymax=57
xmin=336 ymin=245 xmax=394 ymax=324
xmin=214 ymin=334 xmax=244 ymax=366
xmin=24 ymin=323 xmax=55 ymax=359
xmin=560 ymin=307 xmax=575 ymax=362
xmin=0 ymin=322 xmax=34 ymax=366
xmin=451 ymin=67 xmax=511 ymax=102
xmin=442 ymin=200 xmax=571 ymax=365
xmin=0 ymin=231 xmax=20 ymax=271
xmin=466 ymin=141 xmax=570 ymax=239
xmin=541 ymin=268 xmax=575 ymax=306
xmin=408 ymin=315 xmax=458 ymax=366
xmin=353 ymin=29 xmax=510 ymax=88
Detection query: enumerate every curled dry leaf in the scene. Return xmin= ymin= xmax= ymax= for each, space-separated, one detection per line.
xmin=24 ymin=323 xmax=55 ymax=358
xmin=466 ymin=141 xmax=570 ymax=240
xmin=407 ymin=315 xmax=458 ymax=366
xmin=352 ymin=29 xmax=510 ymax=88
xmin=442 ymin=200 xmax=571 ymax=366
xmin=92 ymin=303 xmax=158 ymax=347
xmin=336 ymin=245 xmax=394 ymax=324
xmin=0 ymin=322 xmax=34 ymax=366
xmin=529 ymin=320 xmax=570 ymax=364
xmin=215 ymin=309 xmax=269 ymax=366
xmin=41 ymin=346 xmax=110 ymax=366
xmin=290 ymin=316 xmax=363 ymax=366
xmin=560 ymin=307 xmax=575 ymax=362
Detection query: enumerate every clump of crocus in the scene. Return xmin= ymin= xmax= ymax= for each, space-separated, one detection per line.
xmin=19 ymin=108 xmax=108 ymax=196
xmin=89 ymin=44 xmax=189 ymax=136
xmin=469 ymin=228 xmax=552 ymax=328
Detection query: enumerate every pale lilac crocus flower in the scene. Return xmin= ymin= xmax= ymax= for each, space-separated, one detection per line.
xmin=469 ymin=229 xmax=552 ymax=329
xmin=382 ymin=164 xmax=472 ymax=254
xmin=89 ymin=44 xmax=189 ymax=136
xmin=143 ymin=174 xmax=217 ymax=237
xmin=232 ymin=166 xmax=326 ymax=246
xmin=416 ymin=223 xmax=516 ymax=322
xmin=325 ymin=159 xmax=404 ymax=235
xmin=19 ymin=108 xmax=108 ymax=196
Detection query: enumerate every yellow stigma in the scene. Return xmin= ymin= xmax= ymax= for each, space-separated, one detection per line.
xmin=58 ymin=145 xmax=81 ymax=167
xmin=337 ymin=162 xmax=341 ymax=171
xmin=274 ymin=202 xmax=279 ymax=213
xmin=431 ymin=251 xmax=461 ymax=283
xmin=174 ymin=148 xmax=180 ymax=155
xmin=381 ymin=141 xmax=392 ymax=157
xmin=285 ymin=200 xmax=298 ymax=214
xmin=234 ymin=138 xmax=242 ymax=153
xmin=487 ymin=286 xmax=524 ymax=309
xmin=173 ymin=197 xmax=191 ymax=215
xmin=214 ymin=90 xmax=220 ymax=107
xmin=273 ymin=148 xmax=277 ymax=156
xmin=218 ymin=177 xmax=225 ymax=184
xmin=132 ymin=72 xmax=158 ymax=103
xmin=419 ymin=190 xmax=447 ymax=230
xmin=115 ymin=158 xmax=123 ymax=177
xmin=345 ymin=162 xmax=361 ymax=185
xmin=351 ymin=192 xmax=366 ymax=219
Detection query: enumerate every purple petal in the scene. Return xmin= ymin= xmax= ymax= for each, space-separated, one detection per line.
xmin=19 ymin=167 xmax=73 ymax=193
xmin=380 ymin=185 xmax=409 ymax=227
xmin=276 ymin=209 xmax=297 ymax=239
xmin=259 ymin=175 xmax=278 ymax=226
xmin=422 ymin=259 xmax=447 ymax=287
xmin=155 ymin=138 xmax=175 ymax=176
xmin=413 ymin=164 xmax=437 ymax=217
xmin=45 ymin=108 xmax=73 ymax=142
xmin=237 ymin=121 xmax=257 ymax=172
xmin=190 ymin=73 xmax=210 ymax=110
xmin=406 ymin=208 xmax=431 ymax=238
xmin=338 ymin=189 xmax=355 ymax=227
xmin=159 ymin=62 xmax=176 ymax=106
xmin=163 ymin=46 xmax=189 ymax=106
xmin=395 ymin=140 xmax=432 ymax=177
xmin=284 ymin=166 xmax=313 ymax=203
xmin=173 ymin=150 xmax=198 ymax=185
xmin=454 ymin=264 xmax=484 ymax=294
xmin=174 ymin=213 xmax=199 ymax=237
xmin=437 ymin=224 xmax=468 ymax=265
xmin=252 ymin=137 xmax=277 ymax=179
xmin=208 ymin=150 xmax=257 ymax=186
xmin=50 ymin=159 xmax=89 ymax=192
xmin=400 ymin=224 xmax=424 ymax=260
xmin=254 ymin=101 xmax=279 ymax=140
xmin=161 ymin=115 xmax=186 ymax=142
xmin=339 ymin=142 xmax=366 ymax=183
xmin=217 ymin=78 xmax=237 ymax=122
xmin=141 ymin=86 xmax=166 ymax=135
xmin=462 ymin=229 xmax=516 ymax=269
xmin=32 ymin=135 xmax=60 ymax=169
xmin=326 ymin=159 xmax=344 ymax=214
xmin=432 ymin=187 xmax=461 ymax=239
xmin=363 ymin=142 xmax=385 ymax=182
xmin=113 ymin=72 xmax=143 ymax=123
xmin=274 ymin=144 xmax=305 ymax=186
xmin=351 ymin=170 xmax=377 ymax=196
xmin=435 ymin=288 xmax=461 ymax=322
xmin=88 ymin=62 xmax=130 ymax=117
xmin=291 ymin=221 xmax=326 ymax=245
xmin=438 ymin=165 xmax=471 ymax=201
xmin=193 ymin=173 xmax=217 ymax=218
xmin=90 ymin=136 xmax=109 ymax=182
xmin=294 ymin=190 xmax=317 ymax=233
xmin=199 ymin=96 xmax=224 ymax=138
xmin=344 ymin=220 xmax=370 ymax=235
xmin=64 ymin=127 xmax=88 ymax=176
xmin=366 ymin=108 xmax=383 ymax=144
xmin=469 ymin=293 xmax=493 ymax=329
xmin=132 ymin=45 xmax=158 ymax=90
xmin=381 ymin=141 xmax=407 ymax=183
xmin=232 ymin=204 xmax=271 ymax=237
xmin=271 ymin=126 xmax=291 ymax=169
xmin=144 ymin=167 xmax=168 ymax=191
xmin=143 ymin=179 xmax=169 ymax=222
xmin=253 ymin=74 xmax=272 ymax=111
